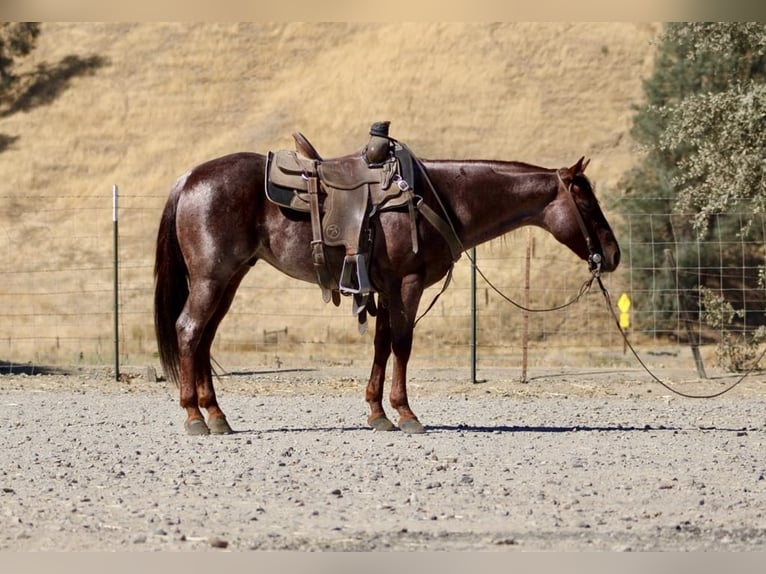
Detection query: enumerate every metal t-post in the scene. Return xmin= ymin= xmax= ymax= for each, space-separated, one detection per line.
xmin=470 ymin=247 xmax=477 ymax=383
xmin=113 ymin=184 xmax=120 ymax=381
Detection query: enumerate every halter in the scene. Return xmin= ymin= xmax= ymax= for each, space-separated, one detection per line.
xmin=557 ymin=169 xmax=602 ymax=276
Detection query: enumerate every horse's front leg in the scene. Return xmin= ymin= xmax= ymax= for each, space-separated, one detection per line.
xmin=365 ymin=300 xmax=396 ymax=431
xmin=388 ymin=275 xmax=425 ymax=434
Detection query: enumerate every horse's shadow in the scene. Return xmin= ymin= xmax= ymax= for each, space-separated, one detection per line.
xmin=425 ymin=423 xmax=681 ymax=433
xmin=228 ymin=423 xmax=692 ymax=435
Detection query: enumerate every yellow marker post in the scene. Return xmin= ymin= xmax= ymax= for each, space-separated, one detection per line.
xmin=617 ymin=292 xmax=631 ymax=329
xmin=617 ymin=293 xmax=631 ymax=354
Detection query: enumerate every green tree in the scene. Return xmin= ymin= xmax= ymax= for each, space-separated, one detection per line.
xmin=0 ymin=22 xmax=40 ymax=102
xmin=618 ymin=23 xmax=766 ymax=344
xmin=660 ymin=23 xmax=766 ymax=233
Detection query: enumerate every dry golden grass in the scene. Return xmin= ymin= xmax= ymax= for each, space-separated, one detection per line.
xmin=0 ymin=22 xmax=661 ymax=368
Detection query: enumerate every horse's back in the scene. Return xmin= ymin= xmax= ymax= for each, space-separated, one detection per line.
xmin=181 ymin=151 xmax=265 ymax=190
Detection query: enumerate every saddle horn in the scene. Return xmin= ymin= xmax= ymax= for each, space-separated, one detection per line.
xmin=364 ymin=121 xmax=392 ymax=165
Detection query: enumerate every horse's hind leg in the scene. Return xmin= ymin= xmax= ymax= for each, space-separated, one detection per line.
xmin=365 ymin=300 xmax=396 ymax=431
xmin=193 ymin=267 xmax=249 ymax=434
xmin=178 ymin=269 xmax=247 ymax=435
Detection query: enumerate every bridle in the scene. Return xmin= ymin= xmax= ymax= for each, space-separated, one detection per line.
xmin=557 ymin=169 xmax=603 ymax=277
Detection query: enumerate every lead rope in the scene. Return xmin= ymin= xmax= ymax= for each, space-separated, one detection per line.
xmin=558 ymin=169 xmax=760 ymax=398
xmin=594 ymin=275 xmax=763 ymax=399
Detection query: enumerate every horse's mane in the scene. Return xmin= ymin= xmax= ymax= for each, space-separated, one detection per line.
xmin=423 ymin=158 xmax=554 ymax=172
xmin=421 ymin=158 xmax=595 ymax=194
xmin=502 ymin=160 xmax=553 ymax=172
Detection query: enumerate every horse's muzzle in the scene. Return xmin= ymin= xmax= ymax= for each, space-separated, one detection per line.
xmin=601 ymin=246 xmax=620 ymax=273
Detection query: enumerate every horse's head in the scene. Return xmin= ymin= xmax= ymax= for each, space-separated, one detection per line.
xmin=550 ymin=157 xmax=620 ymax=274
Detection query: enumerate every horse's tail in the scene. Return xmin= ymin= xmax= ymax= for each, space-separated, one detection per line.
xmin=154 ymin=179 xmax=187 ymax=386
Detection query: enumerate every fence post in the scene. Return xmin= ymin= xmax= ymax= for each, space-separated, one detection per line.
xmin=470 ymin=247 xmax=477 ymax=383
xmin=113 ymin=184 xmax=120 ymax=381
xmin=664 ymin=248 xmax=707 ymax=379
xmin=520 ymin=228 xmax=532 ymax=383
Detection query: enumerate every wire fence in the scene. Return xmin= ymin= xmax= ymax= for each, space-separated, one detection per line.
xmin=1 ymin=189 xmax=764 ymax=376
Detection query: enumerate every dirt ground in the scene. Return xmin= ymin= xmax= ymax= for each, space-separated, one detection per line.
xmin=1 ymin=364 xmax=765 ymax=551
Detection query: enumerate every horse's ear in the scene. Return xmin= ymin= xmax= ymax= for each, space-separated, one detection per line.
xmin=581 ymin=157 xmax=590 ymax=173
xmin=564 ymin=156 xmax=586 ymax=181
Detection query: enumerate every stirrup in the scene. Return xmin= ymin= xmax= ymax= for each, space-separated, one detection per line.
xmin=339 ymin=254 xmax=372 ymax=295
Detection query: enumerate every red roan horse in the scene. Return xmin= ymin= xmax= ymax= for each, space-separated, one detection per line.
xmin=154 ymin=137 xmax=620 ymax=436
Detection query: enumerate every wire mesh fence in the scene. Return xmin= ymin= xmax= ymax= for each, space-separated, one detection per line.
xmin=1 ymin=189 xmax=764 ymax=377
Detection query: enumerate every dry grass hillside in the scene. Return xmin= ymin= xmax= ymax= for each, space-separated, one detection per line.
xmin=0 ymin=22 xmax=661 ymax=369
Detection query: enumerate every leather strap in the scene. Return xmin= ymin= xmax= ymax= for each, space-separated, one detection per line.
xmin=306 ymin=171 xmax=333 ymax=289
xmin=417 ymin=201 xmax=463 ymax=262
xmin=393 ymin=142 xmax=464 ymax=263
xmin=407 ymin=192 xmax=419 ymax=254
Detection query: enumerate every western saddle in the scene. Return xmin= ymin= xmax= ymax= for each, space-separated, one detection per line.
xmin=265 ymin=121 xmax=461 ymax=315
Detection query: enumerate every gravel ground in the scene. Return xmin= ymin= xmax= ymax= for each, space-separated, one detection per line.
xmin=1 ymin=365 xmax=765 ymax=551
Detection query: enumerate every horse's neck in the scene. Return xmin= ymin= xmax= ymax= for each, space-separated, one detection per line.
xmin=422 ymin=160 xmax=558 ymax=249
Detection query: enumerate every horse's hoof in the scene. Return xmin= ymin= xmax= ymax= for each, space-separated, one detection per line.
xmin=369 ymin=416 xmax=396 ymax=432
xmin=184 ymin=418 xmax=210 ymax=436
xmin=209 ymin=416 xmax=233 ymax=435
xmin=399 ymin=418 xmax=426 ymax=434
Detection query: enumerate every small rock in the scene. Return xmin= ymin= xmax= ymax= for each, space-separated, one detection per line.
xmin=209 ymin=537 xmax=229 ymax=549
xmin=495 ymin=538 xmax=518 ymax=546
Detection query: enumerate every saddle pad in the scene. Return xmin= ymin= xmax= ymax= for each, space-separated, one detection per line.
xmin=265 ymin=151 xmax=312 ymax=211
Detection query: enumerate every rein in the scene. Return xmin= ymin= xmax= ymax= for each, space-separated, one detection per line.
xmin=468 ymin=251 xmax=597 ymax=313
